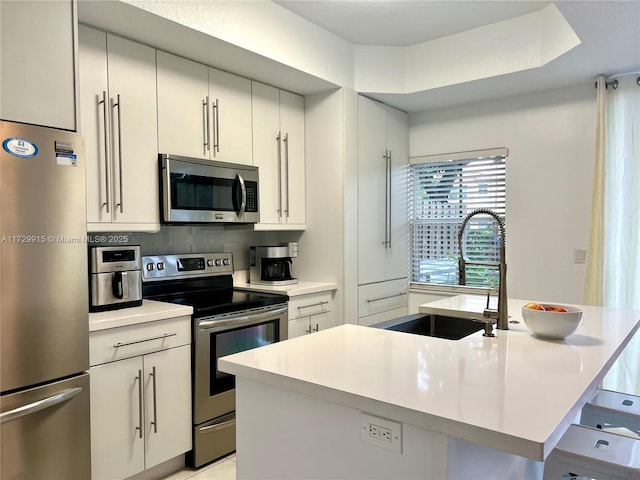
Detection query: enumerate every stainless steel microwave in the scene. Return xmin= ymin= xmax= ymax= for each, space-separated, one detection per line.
xmin=160 ymin=154 xmax=260 ymax=224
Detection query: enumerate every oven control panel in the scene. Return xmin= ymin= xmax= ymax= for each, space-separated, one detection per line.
xmin=142 ymin=252 xmax=233 ymax=281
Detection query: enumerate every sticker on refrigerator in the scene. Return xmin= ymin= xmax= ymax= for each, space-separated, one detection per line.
xmin=3 ymin=137 xmax=39 ymax=158
xmin=56 ymin=153 xmax=77 ymax=167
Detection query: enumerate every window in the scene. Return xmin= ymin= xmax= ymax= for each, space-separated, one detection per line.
xmin=409 ymin=148 xmax=507 ymax=288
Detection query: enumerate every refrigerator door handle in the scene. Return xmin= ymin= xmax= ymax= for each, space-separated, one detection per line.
xmin=0 ymin=387 xmax=82 ymax=424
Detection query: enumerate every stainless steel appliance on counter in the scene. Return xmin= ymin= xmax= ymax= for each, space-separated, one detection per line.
xmin=142 ymin=252 xmax=288 ymax=468
xmin=89 ymin=245 xmax=143 ymax=311
xmin=0 ymin=120 xmax=91 ymax=479
xmin=160 ymin=154 xmax=260 ymax=224
xmin=249 ymin=243 xmax=299 ymax=285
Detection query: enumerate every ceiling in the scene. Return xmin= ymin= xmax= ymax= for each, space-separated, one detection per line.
xmin=275 ymin=0 xmax=640 ymax=112
xmin=275 ymin=0 xmax=549 ymax=47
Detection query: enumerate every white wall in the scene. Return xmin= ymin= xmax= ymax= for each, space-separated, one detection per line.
xmin=410 ymin=84 xmax=596 ymax=304
xmin=296 ymin=89 xmax=346 ymax=324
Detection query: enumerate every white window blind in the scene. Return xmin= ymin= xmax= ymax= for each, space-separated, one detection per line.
xmin=409 ymin=150 xmax=506 ymax=287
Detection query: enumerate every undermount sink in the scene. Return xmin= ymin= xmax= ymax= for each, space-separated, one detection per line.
xmin=372 ymin=313 xmax=484 ymax=340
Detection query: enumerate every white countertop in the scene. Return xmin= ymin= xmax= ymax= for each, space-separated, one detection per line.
xmin=219 ymin=295 xmax=640 ymax=461
xmin=234 ymin=280 xmax=337 ymax=296
xmin=88 ymin=300 xmax=193 ymax=331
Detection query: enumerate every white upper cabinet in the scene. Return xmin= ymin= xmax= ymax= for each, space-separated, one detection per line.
xmin=157 ymin=52 xmax=209 ymax=160
xmin=357 ymin=96 xmax=409 ymax=285
xmin=1 ymin=0 xmax=76 ymax=130
xmin=208 ymin=68 xmax=253 ymax=165
xmin=157 ymin=51 xmax=252 ymax=165
xmin=252 ymin=81 xmax=306 ymax=230
xmin=79 ymin=26 xmax=160 ymax=232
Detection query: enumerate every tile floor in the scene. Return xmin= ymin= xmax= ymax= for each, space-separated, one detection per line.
xmin=162 ymin=454 xmax=236 ymax=480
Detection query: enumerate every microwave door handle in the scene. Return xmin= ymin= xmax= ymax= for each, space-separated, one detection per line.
xmin=236 ymin=174 xmax=247 ymax=217
xmin=162 ymin=159 xmax=172 ymax=222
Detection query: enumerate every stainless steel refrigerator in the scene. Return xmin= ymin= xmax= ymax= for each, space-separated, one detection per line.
xmin=0 ymin=120 xmax=91 ymax=479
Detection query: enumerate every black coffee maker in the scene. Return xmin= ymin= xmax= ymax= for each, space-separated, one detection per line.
xmin=249 ymin=243 xmax=299 ymax=285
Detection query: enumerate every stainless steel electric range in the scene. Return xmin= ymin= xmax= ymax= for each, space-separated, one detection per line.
xmin=142 ymin=252 xmax=288 ymax=468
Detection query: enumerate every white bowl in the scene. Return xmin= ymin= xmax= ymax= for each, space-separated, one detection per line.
xmin=521 ymin=303 xmax=583 ymax=339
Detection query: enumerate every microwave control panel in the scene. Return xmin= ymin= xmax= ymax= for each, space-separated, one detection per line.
xmin=142 ymin=252 xmax=233 ymax=281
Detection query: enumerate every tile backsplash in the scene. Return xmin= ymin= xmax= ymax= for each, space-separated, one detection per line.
xmin=90 ymin=225 xmax=301 ymax=271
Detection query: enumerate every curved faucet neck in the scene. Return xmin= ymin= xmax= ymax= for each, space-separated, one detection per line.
xmin=457 ymin=208 xmax=508 ymax=330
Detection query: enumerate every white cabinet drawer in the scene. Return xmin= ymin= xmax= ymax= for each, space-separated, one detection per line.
xmin=288 ymin=291 xmax=332 ymax=320
xmin=358 ymin=307 xmax=408 ymax=327
xmin=90 ymin=316 xmax=191 ymax=367
xmin=358 ymin=279 xmax=408 ymax=318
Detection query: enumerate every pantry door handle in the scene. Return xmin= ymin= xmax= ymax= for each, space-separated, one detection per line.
xmin=387 ymin=149 xmax=392 ymax=249
xmin=135 ymin=369 xmax=143 ymax=439
xmin=112 ymin=94 xmax=124 ymax=213
xmin=150 ymin=366 xmax=158 ymax=433
xmin=382 ymin=150 xmax=390 ymax=248
xmin=383 ymin=150 xmax=388 ymax=247
xmin=99 ymin=91 xmax=110 ymax=213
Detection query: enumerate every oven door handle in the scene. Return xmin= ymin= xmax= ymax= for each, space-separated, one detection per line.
xmin=198 ymin=305 xmax=288 ymax=330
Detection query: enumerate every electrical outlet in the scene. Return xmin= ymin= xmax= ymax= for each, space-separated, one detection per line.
xmin=574 ymin=248 xmax=587 ymax=264
xmin=361 ymin=413 xmax=402 ymax=453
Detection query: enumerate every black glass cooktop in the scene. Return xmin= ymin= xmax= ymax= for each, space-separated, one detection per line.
xmin=143 ymin=276 xmax=287 ymax=317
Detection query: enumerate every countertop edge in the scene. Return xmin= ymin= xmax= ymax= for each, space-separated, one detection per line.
xmin=219 ymin=353 xmax=547 ymax=461
xmin=89 ymin=300 xmax=193 ymax=332
xmin=234 ymin=281 xmax=338 ymax=296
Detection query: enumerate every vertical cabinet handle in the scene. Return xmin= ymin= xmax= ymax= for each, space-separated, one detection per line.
xmin=135 ymin=369 xmax=143 ymax=439
xmin=276 ymin=133 xmax=283 ymax=217
xmin=150 ymin=366 xmax=158 ymax=434
xmin=203 ymin=96 xmax=210 ymax=153
xmin=98 ymin=91 xmax=110 ymax=213
xmin=212 ymin=99 xmax=220 ymax=154
xmin=387 ymin=149 xmax=392 ymax=249
xmin=382 ymin=150 xmax=391 ymax=248
xmin=112 ymin=94 xmax=124 ymax=214
xmin=283 ymin=133 xmax=290 ymax=218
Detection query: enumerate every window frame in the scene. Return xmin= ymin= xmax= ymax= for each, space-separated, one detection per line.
xmin=409 ymin=148 xmax=508 ymax=291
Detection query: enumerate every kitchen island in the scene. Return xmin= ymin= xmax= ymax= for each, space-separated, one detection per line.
xmin=218 ymin=296 xmax=640 ymax=479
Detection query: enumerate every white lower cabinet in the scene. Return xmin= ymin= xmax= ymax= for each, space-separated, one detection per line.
xmin=288 ymin=291 xmax=334 ymax=339
xmin=89 ymin=318 xmax=191 ymax=480
xmin=358 ymin=279 xmax=408 ymax=326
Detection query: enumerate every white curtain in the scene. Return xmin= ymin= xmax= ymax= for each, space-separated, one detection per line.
xmin=588 ymin=74 xmax=640 ymax=394
xmin=582 ymin=76 xmax=607 ymax=306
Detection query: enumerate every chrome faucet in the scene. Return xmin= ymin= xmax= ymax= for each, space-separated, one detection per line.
xmin=457 ymin=208 xmax=508 ymax=330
